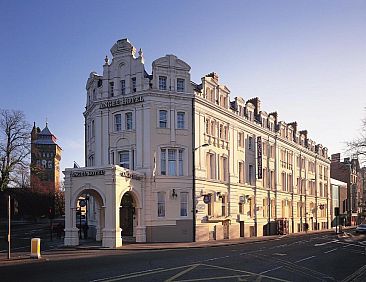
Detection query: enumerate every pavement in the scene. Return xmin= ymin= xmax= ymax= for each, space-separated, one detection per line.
xmin=0 ymin=227 xmax=355 ymax=265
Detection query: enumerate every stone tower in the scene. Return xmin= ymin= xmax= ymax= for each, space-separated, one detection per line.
xmin=30 ymin=122 xmax=62 ymax=193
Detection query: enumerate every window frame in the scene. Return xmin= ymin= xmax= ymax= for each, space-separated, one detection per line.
xmin=177 ymin=78 xmax=185 ymax=92
xmin=157 ymin=192 xmax=166 ymax=217
xmin=125 ymin=112 xmax=133 ymax=130
xmin=119 ymin=150 xmax=130 ymax=169
xmin=180 ymin=192 xmax=188 ymax=217
xmin=159 ymin=110 xmax=168 ymax=128
xmin=177 ymin=111 xmax=185 ymax=129
xmin=114 ymin=114 xmax=122 ymax=132
xmin=159 ymin=76 xmax=167 ymax=90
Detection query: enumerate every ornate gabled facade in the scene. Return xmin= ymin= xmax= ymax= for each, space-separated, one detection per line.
xmin=63 ymin=38 xmax=331 ymax=248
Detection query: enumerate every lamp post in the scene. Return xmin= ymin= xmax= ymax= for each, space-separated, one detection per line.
xmin=8 ymin=195 xmax=11 ymax=260
xmin=192 ymin=143 xmax=209 ymax=242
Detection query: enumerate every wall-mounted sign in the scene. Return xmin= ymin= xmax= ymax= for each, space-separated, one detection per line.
xmin=120 ymin=170 xmax=143 ymax=180
xmin=203 ymin=194 xmax=211 ymax=204
xmin=100 ymin=96 xmax=144 ymax=109
xmin=257 ymin=136 xmax=262 ymax=179
xmin=71 ymin=170 xmax=105 ymax=177
xmin=196 ymin=204 xmax=206 ymax=211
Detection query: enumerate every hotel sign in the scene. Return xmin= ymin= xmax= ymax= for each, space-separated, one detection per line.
xmin=100 ymin=96 xmax=144 ymax=109
xmin=120 ymin=170 xmax=143 ymax=180
xmin=257 ymin=136 xmax=262 ymax=179
xmin=71 ymin=170 xmax=105 ymax=177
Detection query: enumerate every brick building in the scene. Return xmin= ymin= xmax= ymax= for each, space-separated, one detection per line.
xmin=330 ymin=153 xmax=363 ymax=225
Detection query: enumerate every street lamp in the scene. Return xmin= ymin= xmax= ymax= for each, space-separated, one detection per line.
xmin=192 ymin=143 xmax=209 ymax=242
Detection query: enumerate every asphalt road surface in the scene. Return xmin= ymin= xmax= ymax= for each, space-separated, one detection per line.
xmin=1 ymin=230 xmax=366 ymax=281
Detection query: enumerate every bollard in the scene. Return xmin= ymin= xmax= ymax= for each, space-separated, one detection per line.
xmin=30 ymin=238 xmax=41 ymax=259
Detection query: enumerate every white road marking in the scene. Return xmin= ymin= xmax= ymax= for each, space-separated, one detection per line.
xmin=314 ymin=239 xmax=338 ymax=246
xmin=273 ymin=253 xmax=287 ymax=256
xmin=324 ymin=248 xmax=337 ymax=254
xmin=260 ymin=266 xmax=283 ymax=274
xmin=337 ymin=241 xmax=365 ymax=248
xmin=295 ymin=255 xmax=316 ymax=263
xmin=90 ymin=267 xmax=165 ymax=282
xmin=205 ymin=255 xmax=230 ymax=261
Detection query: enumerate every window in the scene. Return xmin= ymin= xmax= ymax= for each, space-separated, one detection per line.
xmin=121 ymin=80 xmax=125 ymax=95
xmin=161 ymin=148 xmax=184 ymax=176
xmin=180 ymin=192 xmax=188 ymax=216
xmin=168 ymin=149 xmax=177 ymax=176
xmin=92 ymin=89 xmax=96 ymax=100
xmin=161 ymin=149 xmax=166 ymax=175
xmin=208 ymin=194 xmax=213 ymax=216
xmin=131 ymin=77 xmax=136 ymax=92
xmin=205 ymin=119 xmax=210 ymax=134
xmin=109 ymin=82 xmax=114 ymax=97
xmin=270 ymin=145 xmax=275 ymax=159
xmin=238 ymin=132 xmax=244 ymax=148
xmin=239 ymin=162 xmax=245 ymax=183
xmin=125 ymin=112 xmax=132 ymax=130
xmin=248 ymin=136 xmax=253 ymax=150
xmin=159 ymin=76 xmax=167 ymax=90
xmin=119 ymin=151 xmax=129 ymax=169
xmin=177 ymin=112 xmax=185 ymax=129
xmin=270 ymin=171 xmax=275 ymax=190
xmin=159 ymin=110 xmax=168 ymax=128
xmin=221 ymin=195 xmax=226 ymax=216
xmin=114 ymin=114 xmax=122 ymax=131
xmin=206 ymin=153 xmax=216 ymax=179
xmin=157 ymin=192 xmax=165 ymax=217
xmin=177 ymin=78 xmax=185 ymax=92
xmin=282 ymin=172 xmax=286 ymax=191
xmin=263 ymin=198 xmax=268 ymax=218
xmin=220 ymin=156 xmax=228 ymax=182
xmin=178 ymin=149 xmax=184 ymax=176
xmin=248 ymin=164 xmax=254 ymax=185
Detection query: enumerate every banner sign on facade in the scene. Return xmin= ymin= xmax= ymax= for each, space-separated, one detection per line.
xmin=71 ymin=170 xmax=105 ymax=177
xmin=100 ymin=96 xmax=144 ymax=109
xmin=257 ymin=136 xmax=262 ymax=179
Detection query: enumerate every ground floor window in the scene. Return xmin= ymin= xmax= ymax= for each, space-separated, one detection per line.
xmin=157 ymin=192 xmax=165 ymax=217
xmin=180 ymin=192 xmax=188 ymax=216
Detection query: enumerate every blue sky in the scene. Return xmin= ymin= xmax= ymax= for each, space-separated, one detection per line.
xmin=1 ymin=0 xmax=365 ymax=176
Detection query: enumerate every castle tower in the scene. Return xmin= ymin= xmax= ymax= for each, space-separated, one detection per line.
xmin=30 ymin=123 xmax=62 ymax=193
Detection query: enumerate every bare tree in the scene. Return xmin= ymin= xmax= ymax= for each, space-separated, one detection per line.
xmin=0 ymin=109 xmax=31 ymax=191
xmin=347 ymin=111 xmax=366 ymax=164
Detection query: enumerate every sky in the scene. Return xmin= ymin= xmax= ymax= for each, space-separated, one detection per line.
xmin=0 ymin=0 xmax=365 ymax=177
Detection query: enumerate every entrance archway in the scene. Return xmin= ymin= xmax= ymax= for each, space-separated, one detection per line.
xmin=120 ymin=192 xmax=135 ymax=237
xmin=67 ymin=187 xmax=105 ymax=246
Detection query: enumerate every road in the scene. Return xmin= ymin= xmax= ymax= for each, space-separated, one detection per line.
xmin=1 ymin=229 xmax=366 ymax=281
xmin=0 ymin=219 xmax=64 ymax=256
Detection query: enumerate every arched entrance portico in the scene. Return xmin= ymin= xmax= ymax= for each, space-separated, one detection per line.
xmin=64 ymin=185 xmax=105 ymax=247
xmin=63 ymin=166 xmax=146 ymax=248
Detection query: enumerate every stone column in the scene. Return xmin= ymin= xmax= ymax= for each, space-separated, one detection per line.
xmin=64 ymin=173 xmax=79 ymax=246
xmin=135 ymin=208 xmax=146 ymax=242
xmin=64 ymin=207 xmax=79 ymax=246
xmin=102 ymin=167 xmax=122 ymax=248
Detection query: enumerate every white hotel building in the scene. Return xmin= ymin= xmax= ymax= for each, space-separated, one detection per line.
xmin=63 ymin=39 xmax=331 ymax=248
